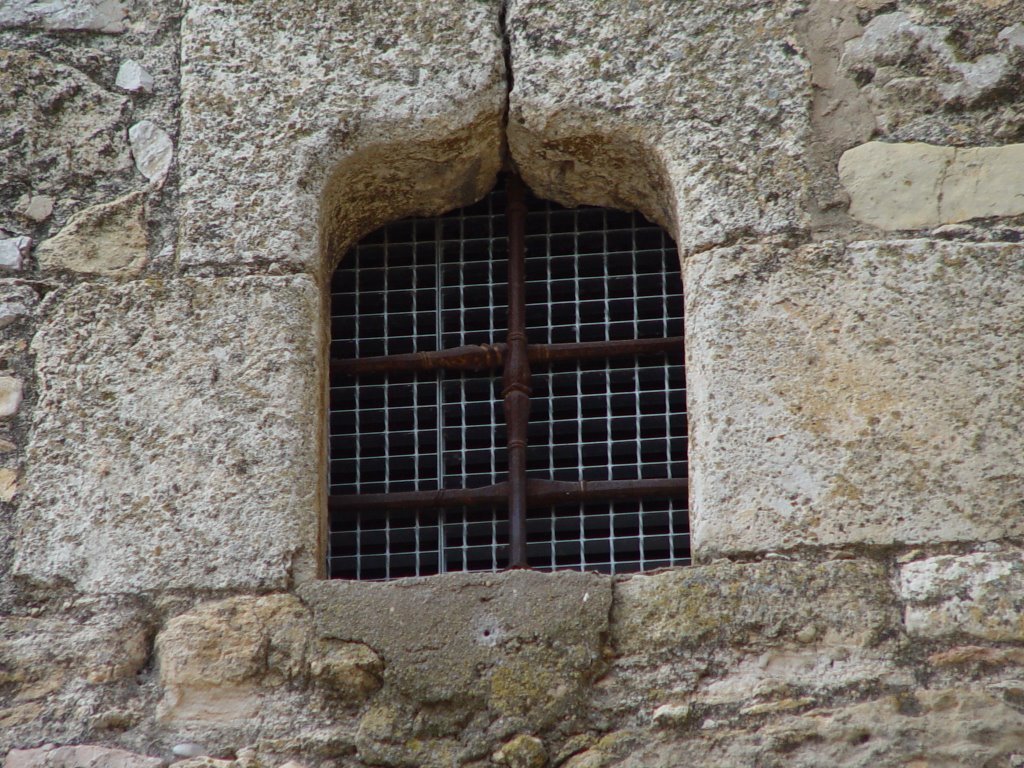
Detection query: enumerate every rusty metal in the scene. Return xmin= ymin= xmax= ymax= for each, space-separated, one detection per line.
xmin=503 ymin=174 xmax=531 ymax=569
xmin=330 ymin=336 xmax=685 ymax=376
xmin=329 ymin=477 xmax=689 ymax=514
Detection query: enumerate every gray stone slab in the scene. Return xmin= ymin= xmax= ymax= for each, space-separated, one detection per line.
xmin=178 ymin=0 xmax=505 ymax=275
xmin=15 ymin=276 xmax=322 ymax=593
xmin=507 ymin=0 xmax=812 ymax=252
xmin=686 ymin=239 xmax=1024 ymax=555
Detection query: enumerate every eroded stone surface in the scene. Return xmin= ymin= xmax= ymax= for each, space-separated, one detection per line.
xmin=301 ymin=570 xmax=610 ymax=724
xmin=901 ymin=550 xmax=1024 ymax=641
xmin=178 ymin=0 xmax=505 ymax=274
xmin=35 ymin=191 xmax=147 ymax=276
xmin=612 ymin=559 xmax=898 ymax=656
xmin=0 ymin=1 xmax=126 ymax=33
xmin=16 ymin=277 xmax=322 ymax=593
xmin=3 ymin=745 xmax=160 ymax=768
xmin=840 ymin=141 xmax=1024 ymax=229
xmin=687 ymin=239 xmax=1024 ymax=555
xmin=507 ymin=0 xmax=811 ymax=252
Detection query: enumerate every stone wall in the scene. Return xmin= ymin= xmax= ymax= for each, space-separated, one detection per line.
xmin=2 ymin=1 xmax=1024 ymax=767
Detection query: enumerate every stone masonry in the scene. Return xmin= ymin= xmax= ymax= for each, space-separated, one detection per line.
xmin=2 ymin=0 xmax=1024 ymax=767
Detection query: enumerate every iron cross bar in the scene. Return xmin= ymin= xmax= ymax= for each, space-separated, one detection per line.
xmin=328 ymin=174 xmax=686 ymax=570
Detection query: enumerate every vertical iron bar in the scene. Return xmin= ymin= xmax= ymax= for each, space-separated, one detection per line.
xmin=504 ymin=175 xmax=531 ymax=568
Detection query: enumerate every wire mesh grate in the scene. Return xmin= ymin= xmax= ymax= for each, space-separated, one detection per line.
xmin=329 ymin=179 xmax=688 ymax=580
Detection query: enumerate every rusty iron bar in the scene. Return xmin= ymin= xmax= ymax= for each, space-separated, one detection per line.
xmin=503 ymin=174 xmax=531 ymax=569
xmin=329 ymin=336 xmax=685 ymax=377
xmin=328 ymin=477 xmax=689 ymax=514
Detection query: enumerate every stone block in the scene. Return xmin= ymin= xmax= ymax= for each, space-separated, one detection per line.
xmin=300 ymin=570 xmax=610 ymax=724
xmin=178 ymin=0 xmax=505 ymax=274
xmin=36 ymin=191 xmax=147 ymax=277
xmin=3 ymin=746 xmax=160 ymax=768
xmin=686 ymin=239 xmax=1024 ymax=555
xmin=840 ymin=141 xmax=1024 ymax=229
xmin=15 ymin=276 xmax=322 ymax=593
xmin=506 ymin=0 xmax=812 ymax=252
xmin=900 ymin=551 xmax=1024 ymax=641
xmin=611 ymin=559 xmax=898 ymax=656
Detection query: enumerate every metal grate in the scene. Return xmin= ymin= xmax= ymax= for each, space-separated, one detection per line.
xmin=329 ymin=179 xmax=688 ymax=580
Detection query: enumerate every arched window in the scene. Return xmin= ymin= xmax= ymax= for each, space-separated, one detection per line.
xmin=328 ymin=175 xmax=687 ymax=580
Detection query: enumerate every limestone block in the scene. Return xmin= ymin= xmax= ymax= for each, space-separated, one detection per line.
xmin=0 ymin=50 xmax=131 ymax=206
xmin=15 ymin=276 xmax=322 ymax=593
xmin=617 ymin=688 xmax=1024 ymax=767
xmin=611 ymin=559 xmax=898 ymax=655
xmin=840 ymin=141 xmax=1024 ymax=229
xmin=301 ymin=570 xmax=610 ymax=725
xmin=506 ymin=0 xmax=812 ymax=252
xmin=308 ymin=639 xmax=383 ymax=700
xmin=0 ymin=1 xmax=126 ymax=32
xmin=0 ymin=600 xmax=150 ymax=697
xmin=900 ymin=551 xmax=1024 ymax=641
xmin=156 ymin=594 xmax=311 ymax=721
xmin=2 ymin=746 xmax=160 ymax=768
xmin=35 ymin=191 xmax=147 ymax=277
xmin=178 ymin=0 xmax=505 ymax=274
xmin=686 ymin=239 xmax=1024 ymax=555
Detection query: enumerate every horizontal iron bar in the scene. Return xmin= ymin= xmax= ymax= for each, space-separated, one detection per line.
xmin=329 ymin=477 xmax=688 ymax=513
xmin=331 ymin=336 xmax=685 ymax=376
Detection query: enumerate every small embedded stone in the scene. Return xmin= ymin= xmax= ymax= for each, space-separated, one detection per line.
xmin=172 ymin=743 xmax=207 ymax=758
xmin=0 ymin=236 xmax=31 ymax=270
xmin=129 ymin=120 xmax=173 ymax=186
xmin=493 ymin=734 xmax=547 ymax=768
xmin=116 ymin=59 xmax=155 ymax=93
xmin=0 ymin=376 xmax=24 ymax=417
xmin=16 ymin=194 xmax=54 ymax=222
xmin=652 ymin=703 xmax=691 ymax=729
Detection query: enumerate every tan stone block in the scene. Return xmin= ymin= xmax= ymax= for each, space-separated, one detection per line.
xmin=36 ymin=191 xmax=147 ymax=277
xmin=16 ymin=276 xmax=322 ymax=593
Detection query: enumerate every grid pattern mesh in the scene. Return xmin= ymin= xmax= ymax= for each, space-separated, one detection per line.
xmin=329 ymin=181 xmax=688 ymax=580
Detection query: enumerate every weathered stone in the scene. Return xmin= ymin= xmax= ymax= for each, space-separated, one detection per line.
xmin=15 ymin=195 xmax=54 ymax=223
xmin=687 ymin=240 xmax=1024 ymax=555
xmin=0 ymin=50 xmax=131 ymax=206
xmin=16 ymin=276 xmax=322 ymax=593
xmin=651 ymin=704 xmax=691 ymax=729
xmin=506 ymin=0 xmax=811 ymax=253
xmin=308 ymin=639 xmax=383 ymax=700
xmin=0 ymin=468 xmax=17 ymax=502
xmin=156 ymin=594 xmax=311 ymax=721
xmin=301 ymin=570 xmax=610 ymax=725
xmin=0 ymin=1 xmax=126 ymax=32
xmin=0 ymin=377 xmax=23 ymax=417
xmin=0 ymin=600 xmax=150 ymax=701
xmin=493 ymin=734 xmax=546 ymax=768
xmin=128 ymin=121 xmax=173 ymax=186
xmin=0 ymin=237 xmax=30 ymax=271
xmin=116 ymin=60 xmax=154 ymax=93
xmin=929 ymin=646 xmax=1024 ymax=668
xmin=35 ymin=191 xmax=147 ymax=276
xmin=171 ymin=745 xmax=207 ymax=759
xmin=2 ymin=746 xmax=160 ymax=768
xmin=840 ymin=141 xmax=1024 ymax=229
xmin=611 ymin=559 xmax=898 ymax=655
xmin=178 ymin=0 xmax=505 ymax=274
xmin=0 ymin=283 xmax=39 ymax=329
xmin=901 ymin=551 xmax=1024 ymax=641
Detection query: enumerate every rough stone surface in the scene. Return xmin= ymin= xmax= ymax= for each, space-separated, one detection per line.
xmin=0 ymin=1 xmax=127 ymax=33
xmin=35 ymin=191 xmax=147 ymax=276
xmin=506 ymin=0 xmax=811 ymax=252
xmin=901 ymin=551 xmax=1024 ymax=641
xmin=3 ymin=745 xmax=160 ymax=768
xmin=116 ymin=60 xmax=154 ymax=94
xmin=840 ymin=141 xmax=1024 ymax=229
xmin=686 ymin=239 xmax=1024 ymax=555
xmin=0 ymin=377 xmax=23 ymax=417
xmin=15 ymin=277 xmax=322 ymax=593
xmin=178 ymin=0 xmax=505 ymax=274
xmin=128 ymin=121 xmax=173 ymax=187
xmin=301 ymin=570 xmax=610 ymax=726
xmin=15 ymin=195 xmax=54 ymax=223
xmin=493 ymin=734 xmax=546 ymax=768
xmin=0 ymin=283 xmax=38 ymax=329
xmin=0 ymin=237 xmax=30 ymax=271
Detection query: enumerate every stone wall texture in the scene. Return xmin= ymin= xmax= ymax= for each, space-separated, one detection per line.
xmin=2 ymin=0 xmax=1024 ymax=766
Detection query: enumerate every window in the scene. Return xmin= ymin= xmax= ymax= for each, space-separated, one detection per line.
xmin=328 ymin=175 xmax=688 ymax=580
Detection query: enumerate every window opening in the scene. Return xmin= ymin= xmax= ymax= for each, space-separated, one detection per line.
xmin=329 ymin=175 xmax=688 ymax=580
